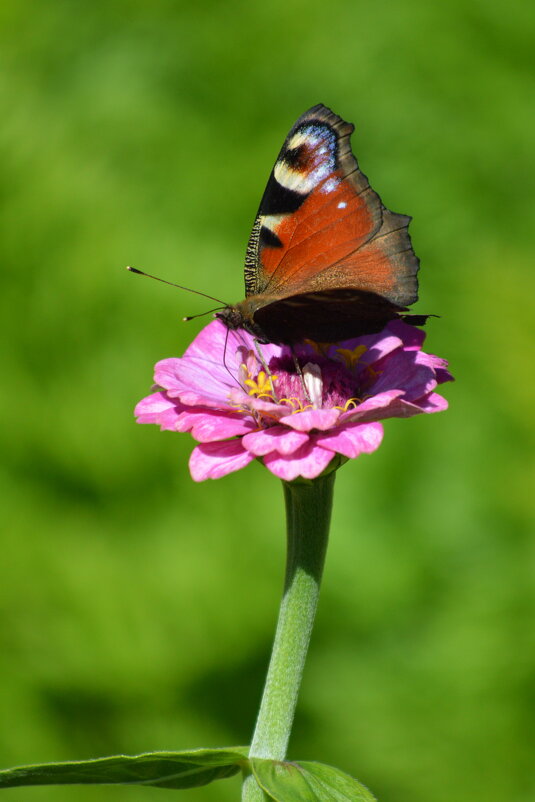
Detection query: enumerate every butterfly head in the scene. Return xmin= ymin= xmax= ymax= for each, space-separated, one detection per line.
xmin=216 ymin=301 xmax=270 ymax=343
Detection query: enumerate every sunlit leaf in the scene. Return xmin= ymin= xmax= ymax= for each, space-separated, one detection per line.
xmin=0 ymin=747 xmax=249 ymax=790
xmin=251 ymin=758 xmax=376 ymax=801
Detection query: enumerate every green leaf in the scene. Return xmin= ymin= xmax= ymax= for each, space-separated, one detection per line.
xmin=251 ymin=758 xmax=377 ymax=802
xmin=0 ymin=747 xmax=249 ymax=790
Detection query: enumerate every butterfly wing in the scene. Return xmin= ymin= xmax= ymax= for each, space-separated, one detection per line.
xmin=244 ymin=104 xmax=419 ymax=316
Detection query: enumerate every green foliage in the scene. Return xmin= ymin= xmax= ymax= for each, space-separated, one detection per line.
xmin=0 ymin=1 xmax=533 ymax=802
xmin=252 ymin=759 xmax=376 ymax=802
xmin=0 ymin=752 xmax=377 ymax=800
xmin=0 ymin=749 xmax=247 ymax=790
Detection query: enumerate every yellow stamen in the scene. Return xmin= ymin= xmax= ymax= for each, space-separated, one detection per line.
xmin=278 ymin=396 xmax=302 ymax=409
xmin=336 ymin=345 xmax=368 ymax=370
xmin=278 ymin=397 xmax=314 ymax=414
xmin=244 ymin=370 xmax=278 ymax=398
xmin=303 ymin=339 xmax=334 ymax=357
xmin=339 ymin=397 xmax=361 ymax=412
xmin=365 ymin=365 xmax=381 ymax=380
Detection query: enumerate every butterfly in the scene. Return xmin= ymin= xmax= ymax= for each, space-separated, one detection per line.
xmin=217 ymin=104 xmax=428 ymax=345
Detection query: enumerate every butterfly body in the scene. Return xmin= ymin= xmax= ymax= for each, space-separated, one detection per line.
xmin=217 ymin=104 xmax=426 ymax=344
xmin=221 ymin=290 xmax=411 ymax=344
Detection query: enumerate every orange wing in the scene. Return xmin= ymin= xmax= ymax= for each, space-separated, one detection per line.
xmin=244 ymin=104 xmax=419 ymax=309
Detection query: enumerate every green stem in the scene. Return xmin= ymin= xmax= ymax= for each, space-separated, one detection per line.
xmin=241 ymin=472 xmax=335 ymax=801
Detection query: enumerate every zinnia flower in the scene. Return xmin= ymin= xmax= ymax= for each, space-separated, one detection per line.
xmin=135 ymin=320 xmax=453 ymax=481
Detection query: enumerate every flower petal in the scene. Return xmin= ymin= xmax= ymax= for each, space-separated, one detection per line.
xmin=370 ymin=350 xmax=438 ymax=400
xmin=415 ymin=351 xmax=454 ymax=384
xmin=134 ymin=391 xmax=179 ymax=423
xmin=247 ymin=339 xmax=286 ymax=369
xmin=153 ymin=320 xmax=283 ymax=409
xmin=263 ymin=442 xmax=334 ymax=481
xmin=347 ymin=391 xmax=449 ymax=423
xmin=176 ymin=409 xmax=256 ymax=441
xmin=340 ymin=390 xmax=405 ymax=423
xmin=183 ymin=319 xmax=251 ymax=366
xmin=135 ymin=392 xmax=190 ymax=430
xmin=280 ymin=408 xmax=341 ymax=432
xmin=242 ymin=427 xmax=310 ymax=457
xmin=229 ymin=390 xmax=295 ymax=421
xmin=315 ymin=422 xmax=383 ymax=458
xmin=413 ymin=391 xmax=449 ymax=413
xmin=330 ymin=332 xmax=403 ymax=369
xmin=156 ymin=357 xmax=236 ymax=408
xmin=189 ymin=440 xmax=254 ymax=481
xmin=183 ymin=320 xmax=284 ymax=380
xmin=386 ymin=319 xmax=426 ymax=349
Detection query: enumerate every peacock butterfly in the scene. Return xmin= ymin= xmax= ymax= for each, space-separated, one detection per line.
xmin=217 ymin=104 xmax=428 ymax=344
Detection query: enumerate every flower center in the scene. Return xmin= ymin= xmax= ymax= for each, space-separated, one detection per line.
xmin=237 ymin=344 xmax=368 ymax=414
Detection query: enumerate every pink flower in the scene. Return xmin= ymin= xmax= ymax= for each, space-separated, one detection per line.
xmin=135 ymin=320 xmax=453 ymax=482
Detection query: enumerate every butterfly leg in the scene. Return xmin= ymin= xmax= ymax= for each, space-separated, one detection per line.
xmin=290 ymin=349 xmax=312 ymax=404
xmin=253 ymin=338 xmax=280 ymax=403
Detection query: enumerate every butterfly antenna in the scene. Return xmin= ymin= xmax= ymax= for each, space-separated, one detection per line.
xmin=183 ymin=308 xmax=225 ymax=321
xmin=126 ymin=266 xmax=227 ymax=306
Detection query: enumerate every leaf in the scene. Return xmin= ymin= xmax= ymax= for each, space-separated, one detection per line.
xmin=0 ymin=747 xmax=249 ymax=790
xmin=251 ymin=758 xmax=377 ymax=802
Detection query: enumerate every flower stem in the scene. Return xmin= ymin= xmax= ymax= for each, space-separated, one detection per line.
xmin=241 ymin=472 xmax=335 ymax=801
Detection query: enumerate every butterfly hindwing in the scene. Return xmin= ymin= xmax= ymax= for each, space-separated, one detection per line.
xmin=253 ymin=288 xmax=407 ymax=344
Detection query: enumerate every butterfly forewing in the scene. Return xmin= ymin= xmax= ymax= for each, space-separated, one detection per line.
xmin=218 ymin=104 xmax=424 ymax=344
xmin=244 ymin=104 xmax=418 ymax=310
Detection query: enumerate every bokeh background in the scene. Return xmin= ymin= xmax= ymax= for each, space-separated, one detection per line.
xmin=1 ymin=1 xmax=533 ymax=801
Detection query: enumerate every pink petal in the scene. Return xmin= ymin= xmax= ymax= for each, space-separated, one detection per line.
xmin=228 ymin=390 xmax=293 ymax=421
xmin=386 ymin=319 xmax=426 ymax=349
xmin=415 ymin=351 xmax=454 ymax=384
xmin=135 ymin=391 xmax=179 ymax=423
xmin=135 ymin=392 xmax=189 ymax=430
xmin=152 ymin=358 xmax=183 ymax=392
xmin=329 ymin=332 xmax=403 ymax=368
xmin=156 ymin=357 xmax=238 ymax=408
xmin=434 ymin=365 xmax=454 ymax=385
xmin=183 ymin=319 xmax=251 ymax=366
xmin=158 ymin=408 xmax=191 ymax=431
xmin=349 ymin=393 xmax=447 ymax=423
xmin=341 ymin=390 xmax=405 ymax=423
xmin=413 ymin=391 xmax=449 ymax=413
xmin=245 ymin=339 xmax=285 ymax=369
xmin=280 ymin=408 xmax=341 ymax=432
xmin=176 ymin=409 xmax=256 ymax=441
xmin=315 ymin=422 xmax=383 ymax=458
xmin=152 ymin=321 xmax=263 ymax=408
xmin=371 ymin=351 xmax=437 ymax=399
xmin=183 ymin=320 xmax=283 ymax=381
xmin=242 ymin=427 xmax=310 ymax=456
xmin=263 ymin=443 xmax=334 ymax=481
xmin=189 ymin=440 xmax=254 ymax=481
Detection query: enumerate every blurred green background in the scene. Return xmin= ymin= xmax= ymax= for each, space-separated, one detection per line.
xmin=1 ymin=1 xmax=533 ymax=801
